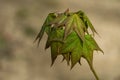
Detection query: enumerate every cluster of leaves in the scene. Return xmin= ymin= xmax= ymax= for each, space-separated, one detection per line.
xmin=35 ymin=9 xmax=103 ymax=80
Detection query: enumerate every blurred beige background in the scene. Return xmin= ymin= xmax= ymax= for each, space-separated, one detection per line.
xmin=0 ymin=0 xmax=120 ymax=80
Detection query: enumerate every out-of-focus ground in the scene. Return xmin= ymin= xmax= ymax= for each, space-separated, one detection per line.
xmin=0 ymin=0 xmax=120 ymax=80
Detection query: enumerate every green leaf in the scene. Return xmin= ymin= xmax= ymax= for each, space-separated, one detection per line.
xmin=73 ymin=14 xmax=85 ymax=41
xmin=82 ymin=34 xmax=103 ymax=80
xmin=85 ymin=34 xmax=103 ymax=53
xmin=45 ymin=28 xmax=64 ymax=65
xmin=63 ymin=14 xmax=86 ymax=41
xmin=61 ymin=31 xmax=83 ymax=68
xmin=45 ymin=28 xmax=64 ymax=49
xmin=83 ymin=38 xmax=93 ymax=65
xmin=34 ymin=13 xmax=56 ymax=46
xmin=85 ymin=15 xmax=98 ymax=36
xmin=76 ymin=10 xmax=98 ymax=36
xmin=61 ymin=31 xmax=78 ymax=53
xmin=71 ymin=47 xmax=82 ymax=69
xmin=50 ymin=41 xmax=62 ymax=66
xmin=63 ymin=15 xmax=74 ymax=39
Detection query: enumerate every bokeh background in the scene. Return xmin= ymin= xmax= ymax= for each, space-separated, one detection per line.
xmin=0 ymin=0 xmax=120 ymax=80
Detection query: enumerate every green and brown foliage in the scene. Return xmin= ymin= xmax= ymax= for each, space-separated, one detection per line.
xmin=35 ymin=9 xmax=103 ymax=80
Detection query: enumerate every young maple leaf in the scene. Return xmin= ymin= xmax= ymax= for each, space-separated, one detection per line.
xmin=45 ymin=28 xmax=64 ymax=66
xmin=35 ymin=9 xmax=103 ymax=80
xmin=61 ymin=31 xmax=83 ymax=68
